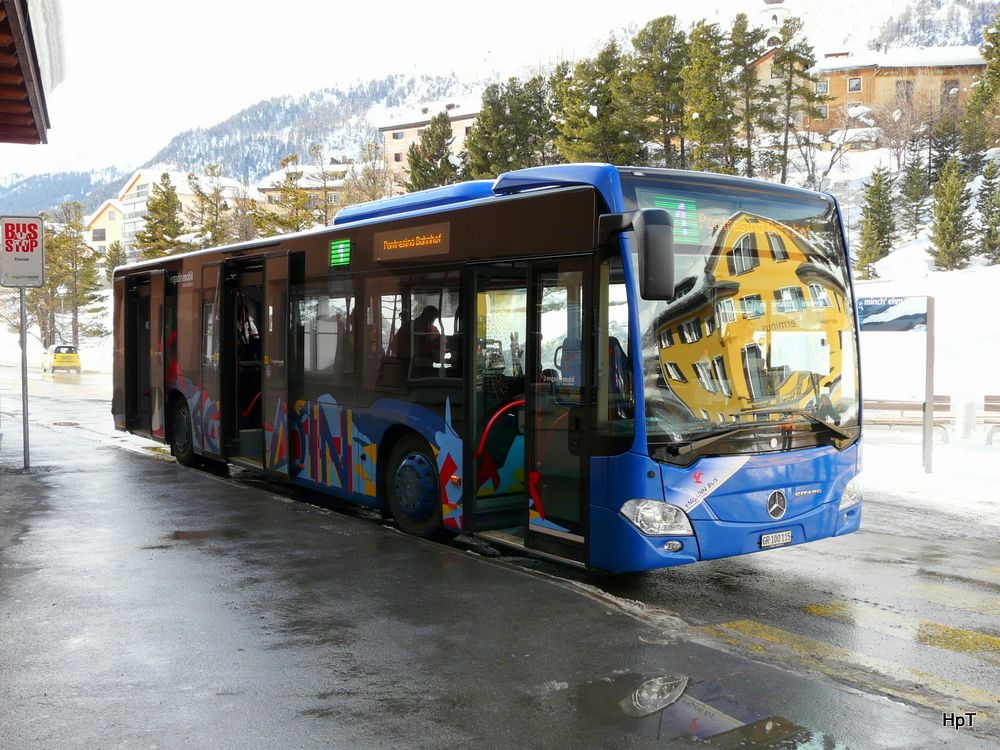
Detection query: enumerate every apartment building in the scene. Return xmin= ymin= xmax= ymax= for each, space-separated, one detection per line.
xmin=379 ymin=98 xmax=480 ymax=185
xmin=116 ymin=169 xmax=251 ymax=260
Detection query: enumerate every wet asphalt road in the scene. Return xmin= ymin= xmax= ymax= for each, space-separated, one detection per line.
xmin=2 ymin=362 xmax=999 ymax=749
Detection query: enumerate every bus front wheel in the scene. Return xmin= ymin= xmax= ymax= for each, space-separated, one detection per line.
xmin=386 ymin=434 xmax=443 ymax=538
xmin=170 ymin=400 xmax=197 ymax=467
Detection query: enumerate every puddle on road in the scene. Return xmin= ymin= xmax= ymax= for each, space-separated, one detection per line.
xmin=573 ymin=672 xmax=851 ymax=748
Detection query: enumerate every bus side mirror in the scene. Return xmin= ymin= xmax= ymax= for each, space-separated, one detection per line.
xmin=599 ymin=208 xmax=675 ymax=300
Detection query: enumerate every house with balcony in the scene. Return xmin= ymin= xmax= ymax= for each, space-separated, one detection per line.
xmin=752 ymin=44 xmax=986 ymax=140
xmin=807 ymin=46 xmax=985 ymax=136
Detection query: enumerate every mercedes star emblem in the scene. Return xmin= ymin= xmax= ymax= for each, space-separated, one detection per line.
xmin=767 ymin=491 xmax=787 ymax=520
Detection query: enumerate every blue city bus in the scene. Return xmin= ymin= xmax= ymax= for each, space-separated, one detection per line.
xmin=112 ymin=164 xmax=862 ymax=573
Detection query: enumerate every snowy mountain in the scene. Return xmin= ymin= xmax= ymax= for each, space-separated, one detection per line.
xmin=873 ymin=0 xmax=999 ymax=48
xmin=775 ymin=0 xmax=998 ymax=51
xmin=0 ymin=74 xmax=480 ymax=216
xmin=1 ymin=0 xmax=998 ymax=215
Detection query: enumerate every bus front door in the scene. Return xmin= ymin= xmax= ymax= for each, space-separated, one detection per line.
xmin=523 ymin=261 xmax=589 ymax=563
xmin=470 ymin=260 xmax=590 ymax=565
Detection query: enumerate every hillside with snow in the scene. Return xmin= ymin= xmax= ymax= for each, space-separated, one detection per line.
xmin=2 ymin=0 xmax=997 ymax=216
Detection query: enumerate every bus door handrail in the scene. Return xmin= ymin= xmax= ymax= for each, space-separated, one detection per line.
xmin=473 ymin=399 xmax=525 ymax=460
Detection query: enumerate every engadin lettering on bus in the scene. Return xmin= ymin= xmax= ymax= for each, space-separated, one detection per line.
xmin=1 ymin=216 xmax=45 ymax=288
xmin=374 ymin=222 xmax=450 ymax=261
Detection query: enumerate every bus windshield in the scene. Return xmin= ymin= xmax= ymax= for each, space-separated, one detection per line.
xmin=619 ymin=171 xmax=861 ymax=464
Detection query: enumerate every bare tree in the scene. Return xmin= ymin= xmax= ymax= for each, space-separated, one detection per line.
xmin=340 ymin=142 xmax=393 ymax=208
xmin=868 ymin=81 xmax=938 ymax=171
xmin=788 ymin=105 xmax=875 ymax=192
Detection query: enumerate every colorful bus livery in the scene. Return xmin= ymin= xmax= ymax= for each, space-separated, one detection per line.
xmin=112 ymin=164 xmax=862 ymax=573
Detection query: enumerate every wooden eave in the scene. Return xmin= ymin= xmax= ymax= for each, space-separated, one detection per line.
xmin=0 ymin=0 xmax=50 ymax=144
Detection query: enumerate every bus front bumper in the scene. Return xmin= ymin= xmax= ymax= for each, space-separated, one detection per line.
xmin=588 ymin=500 xmax=861 ymax=573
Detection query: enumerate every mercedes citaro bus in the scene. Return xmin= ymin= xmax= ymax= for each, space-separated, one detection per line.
xmin=113 ymin=164 xmax=862 ymax=572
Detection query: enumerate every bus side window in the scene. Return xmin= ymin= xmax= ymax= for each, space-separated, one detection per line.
xmin=402 ymin=282 xmax=462 ymax=381
xmin=597 ymin=256 xmax=634 ymax=451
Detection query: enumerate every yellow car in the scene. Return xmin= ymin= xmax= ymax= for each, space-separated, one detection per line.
xmin=42 ymin=344 xmax=81 ymax=373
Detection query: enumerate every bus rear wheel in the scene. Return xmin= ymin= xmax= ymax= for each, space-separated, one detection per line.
xmin=170 ymin=400 xmax=197 ymax=467
xmin=386 ymin=434 xmax=443 ymax=538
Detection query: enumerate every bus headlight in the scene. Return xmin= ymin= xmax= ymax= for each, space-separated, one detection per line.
xmin=838 ymin=475 xmax=862 ymax=511
xmin=619 ymin=675 xmax=688 ymax=717
xmin=620 ymin=499 xmax=694 ymax=536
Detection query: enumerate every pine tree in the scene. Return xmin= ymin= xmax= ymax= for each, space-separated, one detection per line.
xmin=929 ymin=114 xmax=962 ymax=185
xmin=854 ymin=166 xmax=897 ymax=280
xmin=465 ymin=76 xmax=558 ymax=179
xmin=134 ymin=173 xmax=190 ymax=260
xmin=682 ymin=21 xmax=737 ymax=174
xmin=962 ymin=10 xmax=1000 ymax=158
xmin=930 ymin=156 xmax=974 ymax=270
xmin=187 ymin=165 xmax=235 ymax=249
xmin=28 ymin=202 xmax=105 ymax=347
xmin=624 ymin=16 xmax=688 ymax=168
xmin=403 ymin=111 xmax=461 ymax=192
xmin=899 ymin=149 xmax=931 ymax=239
xmin=552 ymin=39 xmax=647 ymax=165
xmin=104 ymin=240 xmax=126 ymax=284
xmin=252 ymin=154 xmax=318 ymax=236
xmin=727 ymin=13 xmax=774 ymax=178
xmin=960 ymin=109 xmax=988 ymax=177
xmin=770 ymin=18 xmax=825 ymax=184
xmin=977 ymin=158 xmax=1000 ymax=263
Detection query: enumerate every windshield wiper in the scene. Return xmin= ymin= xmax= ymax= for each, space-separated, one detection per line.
xmin=670 ymin=410 xmax=855 ymax=457
xmin=672 ymin=425 xmax=762 ymax=455
xmin=741 ymin=408 xmax=854 ymax=441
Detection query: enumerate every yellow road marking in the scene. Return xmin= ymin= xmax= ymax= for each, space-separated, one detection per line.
xmin=805 ymin=601 xmax=1000 ymax=665
xmin=909 ymin=583 xmax=1000 ymax=617
xmin=701 ymin=620 xmax=999 ymax=717
xmin=970 ymin=567 xmax=1000 ymax=586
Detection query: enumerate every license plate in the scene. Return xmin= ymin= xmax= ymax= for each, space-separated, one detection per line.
xmin=761 ymin=530 xmax=793 ymax=548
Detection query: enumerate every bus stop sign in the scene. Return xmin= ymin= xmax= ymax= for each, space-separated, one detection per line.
xmin=1 ymin=216 xmax=45 ymax=287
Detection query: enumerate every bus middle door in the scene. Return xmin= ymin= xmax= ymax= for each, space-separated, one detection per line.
xmin=261 ymin=251 xmax=290 ymax=478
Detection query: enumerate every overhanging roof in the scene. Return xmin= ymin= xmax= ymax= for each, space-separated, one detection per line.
xmin=0 ymin=0 xmax=55 ymax=144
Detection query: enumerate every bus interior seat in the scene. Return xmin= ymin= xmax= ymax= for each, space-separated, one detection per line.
xmin=555 ymin=337 xmax=582 ymax=385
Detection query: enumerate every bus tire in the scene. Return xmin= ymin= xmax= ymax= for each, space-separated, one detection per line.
xmin=170 ymin=399 xmax=197 ymax=467
xmin=386 ymin=434 xmax=443 ymax=538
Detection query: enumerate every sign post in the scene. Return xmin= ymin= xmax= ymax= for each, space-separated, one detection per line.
xmin=1 ymin=215 xmax=45 ymax=469
xmin=857 ymin=295 xmax=935 ymax=473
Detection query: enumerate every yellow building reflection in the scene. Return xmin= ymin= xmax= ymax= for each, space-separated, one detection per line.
xmin=654 ymin=212 xmax=853 ymax=423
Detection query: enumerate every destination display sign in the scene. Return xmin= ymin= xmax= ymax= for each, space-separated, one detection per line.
xmin=857 ymin=296 xmax=928 ymax=331
xmin=1 ymin=215 xmax=45 ymax=288
xmin=374 ymin=222 xmax=450 ymax=261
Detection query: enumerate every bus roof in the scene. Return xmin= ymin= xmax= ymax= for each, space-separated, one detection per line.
xmin=333 ymin=181 xmax=497 ymax=225
xmin=333 ymin=164 xmax=628 ymax=226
